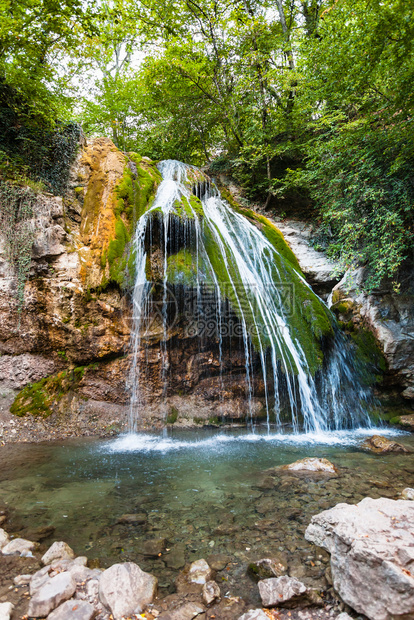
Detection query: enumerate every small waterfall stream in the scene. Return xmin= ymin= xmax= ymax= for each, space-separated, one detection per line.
xmin=128 ymin=160 xmax=373 ymax=433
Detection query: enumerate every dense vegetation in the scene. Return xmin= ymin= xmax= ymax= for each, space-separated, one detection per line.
xmin=1 ymin=0 xmax=413 ymax=290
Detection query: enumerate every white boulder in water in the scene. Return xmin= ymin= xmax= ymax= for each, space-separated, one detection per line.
xmin=258 ymin=575 xmax=307 ymax=607
xmin=202 ymin=580 xmax=220 ymax=605
xmin=188 ymin=559 xmax=213 ymax=584
xmin=42 ymin=541 xmax=75 ymax=565
xmin=99 ymin=562 xmax=157 ymax=619
xmin=305 ymin=497 xmax=414 ymax=620
xmin=401 ymin=487 xmax=414 ymax=500
xmin=281 ymin=457 xmax=337 ymax=475
xmin=238 ymin=610 xmax=269 ymax=620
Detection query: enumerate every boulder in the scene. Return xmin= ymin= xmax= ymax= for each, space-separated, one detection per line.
xmin=2 ymin=537 xmax=36 ymax=556
xmin=248 ymin=558 xmax=287 ymax=580
xmin=42 ymin=541 xmax=76 ymax=565
xmin=158 ymin=602 xmax=205 ymax=620
xmin=99 ymin=562 xmax=157 ymax=619
xmin=398 ymin=414 xmax=414 ymax=431
xmin=305 ymin=497 xmax=414 ymax=620
xmin=281 ymin=457 xmax=337 ymax=475
xmin=187 ymin=559 xmax=213 ymax=584
xmin=362 ymin=435 xmax=411 ymax=454
xmin=47 ymin=600 xmax=96 ymax=620
xmin=401 ymin=488 xmax=414 ymax=500
xmin=0 ymin=603 xmax=13 ymax=620
xmin=258 ymin=576 xmax=307 ymax=607
xmin=0 ymin=528 xmax=9 ymax=550
xmin=202 ymin=580 xmax=220 ymax=605
xmin=30 ymin=566 xmax=53 ymax=595
xmin=28 ymin=572 xmax=77 ymax=618
xmin=238 ymin=611 xmax=269 ymax=620
xmin=336 ymin=614 xmax=353 ymax=620
xmin=14 ymin=574 xmax=31 ymax=585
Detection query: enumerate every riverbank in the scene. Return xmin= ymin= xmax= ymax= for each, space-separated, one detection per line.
xmin=1 ymin=488 xmax=414 ymax=619
xmin=0 ymin=498 xmax=347 ymax=620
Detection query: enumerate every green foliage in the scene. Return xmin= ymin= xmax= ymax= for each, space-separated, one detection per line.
xmin=0 ymin=0 xmax=99 ymax=125
xmin=289 ymin=121 xmax=414 ymax=290
xmin=0 ymin=79 xmax=82 ymax=192
xmin=3 ymin=0 xmax=412 ymax=292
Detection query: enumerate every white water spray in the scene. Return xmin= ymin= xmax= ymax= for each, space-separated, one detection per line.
xmin=128 ymin=160 xmax=373 ymax=433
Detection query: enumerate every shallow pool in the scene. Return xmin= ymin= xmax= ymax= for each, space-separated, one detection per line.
xmin=1 ymin=427 xmax=413 ymax=606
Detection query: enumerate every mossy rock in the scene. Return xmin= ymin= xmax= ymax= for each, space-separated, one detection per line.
xmin=219 ymin=186 xmax=301 ymax=272
xmin=350 ymin=329 xmax=387 ymax=385
xmin=166 ymin=406 xmax=179 ymax=424
xmin=10 ymin=365 xmax=94 ymax=418
xmin=202 ymin=217 xmax=334 ymax=375
xmin=78 ymin=140 xmax=161 ymax=291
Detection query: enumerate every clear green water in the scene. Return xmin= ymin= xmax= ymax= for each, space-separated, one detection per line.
xmin=1 ymin=428 xmax=413 ymax=606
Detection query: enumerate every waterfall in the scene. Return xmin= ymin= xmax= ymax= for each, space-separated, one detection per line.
xmin=128 ymin=160 xmax=373 ymax=433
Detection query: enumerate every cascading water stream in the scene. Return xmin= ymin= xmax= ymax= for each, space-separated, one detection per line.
xmin=128 ymin=160 xmax=373 ymax=434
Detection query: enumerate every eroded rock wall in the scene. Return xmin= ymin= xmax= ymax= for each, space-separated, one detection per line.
xmin=330 ymin=267 xmax=414 ymax=411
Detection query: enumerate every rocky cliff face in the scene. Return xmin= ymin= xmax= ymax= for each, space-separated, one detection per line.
xmin=329 ymin=267 xmax=414 ymax=417
xmin=0 ymin=138 xmax=412 ymax=441
xmin=0 ymin=138 xmax=137 ymax=438
xmin=0 ymin=138 xmax=273 ymax=438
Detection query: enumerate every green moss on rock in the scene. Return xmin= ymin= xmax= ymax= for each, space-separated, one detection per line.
xmin=97 ymin=153 xmax=161 ymax=289
xmin=10 ymin=365 xmax=95 ymax=418
xmin=167 ymin=249 xmax=198 ymax=285
xmin=166 ymin=406 xmax=179 ymax=424
xmin=10 ymin=377 xmax=52 ymax=418
xmin=219 ymin=186 xmax=301 ymax=272
xmin=350 ymin=329 xmax=387 ymax=384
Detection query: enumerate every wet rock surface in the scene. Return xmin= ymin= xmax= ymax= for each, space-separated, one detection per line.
xmin=330 ymin=266 xmax=414 ymax=405
xmin=362 ymin=434 xmax=412 ymax=454
xmin=279 ymin=458 xmax=338 ymax=475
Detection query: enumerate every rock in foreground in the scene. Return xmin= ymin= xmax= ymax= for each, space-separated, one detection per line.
xmin=42 ymin=541 xmax=75 ymax=565
xmin=28 ymin=572 xmax=76 ymax=617
xmin=258 ymin=575 xmax=307 ymax=607
xmin=401 ymin=488 xmax=414 ymax=500
xmin=362 ymin=435 xmax=411 ymax=454
xmin=281 ymin=457 xmax=337 ymax=475
xmin=99 ymin=562 xmax=157 ymax=619
xmin=238 ymin=610 xmax=269 ymax=620
xmin=248 ymin=558 xmax=287 ymax=580
xmin=47 ymin=599 xmax=96 ymax=620
xmin=305 ymin=497 xmax=414 ymax=620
